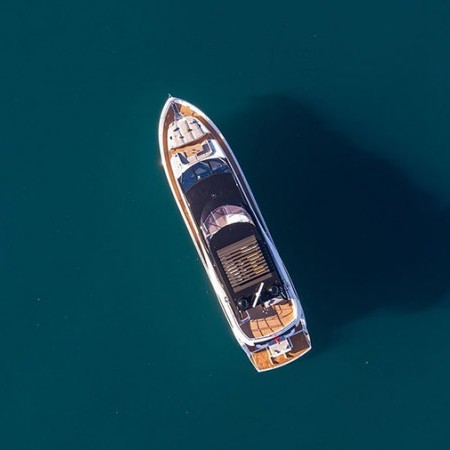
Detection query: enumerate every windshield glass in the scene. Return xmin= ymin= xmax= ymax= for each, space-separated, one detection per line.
xmin=179 ymin=158 xmax=230 ymax=192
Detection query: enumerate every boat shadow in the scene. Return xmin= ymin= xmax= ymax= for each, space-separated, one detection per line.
xmin=222 ymin=95 xmax=450 ymax=353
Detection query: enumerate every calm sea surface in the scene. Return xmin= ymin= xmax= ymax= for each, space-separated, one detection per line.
xmin=1 ymin=1 xmax=450 ymax=449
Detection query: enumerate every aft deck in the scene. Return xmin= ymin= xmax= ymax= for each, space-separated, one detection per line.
xmin=250 ymin=329 xmax=311 ymax=372
xmin=240 ymin=299 xmax=295 ymax=339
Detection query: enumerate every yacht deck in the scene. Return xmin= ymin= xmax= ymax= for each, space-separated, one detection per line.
xmin=241 ymin=300 xmax=295 ymax=339
xmin=250 ymin=330 xmax=311 ymax=371
xmin=160 ymin=98 xmax=310 ymax=370
xmin=162 ymin=100 xmax=298 ymax=339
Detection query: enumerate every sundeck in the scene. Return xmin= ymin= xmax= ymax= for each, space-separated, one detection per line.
xmin=158 ymin=96 xmax=311 ymax=371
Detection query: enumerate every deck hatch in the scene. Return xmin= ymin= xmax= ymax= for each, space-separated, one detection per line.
xmin=217 ymin=235 xmax=272 ymax=292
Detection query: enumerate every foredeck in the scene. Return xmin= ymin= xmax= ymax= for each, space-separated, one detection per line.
xmin=168 ymin=133 xmax=214 ymax=158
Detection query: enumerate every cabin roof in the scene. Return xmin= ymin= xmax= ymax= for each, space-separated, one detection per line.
xmin=184 ymin=172 xmax=245 ymax=224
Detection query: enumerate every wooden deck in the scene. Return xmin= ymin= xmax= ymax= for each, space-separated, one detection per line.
xmin=168 ymin=133 xmax=214 ymax=157
xmin=250 ymin=329 xmax=311 ymax=371
xmin=241 ymin=300 xmax=295 ymax=339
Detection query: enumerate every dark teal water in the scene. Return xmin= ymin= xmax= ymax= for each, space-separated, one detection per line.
xmin=2 ymin=1 xmax=450 ymax=449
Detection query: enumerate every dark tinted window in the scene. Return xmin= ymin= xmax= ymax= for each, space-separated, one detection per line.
xmin=209 ymin=159 xmax=230 ymax=174
xmin=179 ymin=159 xmax=230 ymax=192
xmin=193 ymin=162 xmax=211 ymax=178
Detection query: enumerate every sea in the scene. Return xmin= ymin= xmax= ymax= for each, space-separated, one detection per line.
xmin=1 ymin=1 xmax=450 ymax=449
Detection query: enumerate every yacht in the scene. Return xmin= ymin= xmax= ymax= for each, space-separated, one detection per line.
xmin=158 ymin=96 xmax=311 ymax=371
